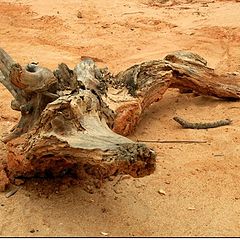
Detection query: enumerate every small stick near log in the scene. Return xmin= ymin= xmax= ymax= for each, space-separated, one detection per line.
xmin=5 ymin=186 xmax=21 ymax=198
xmin=173 ymin=116 xmax=232 ymax=129
xmin=121 ymin=11 xmax=145 ymax=15
xmin=137 ymin=139 xmax=207 ymax=144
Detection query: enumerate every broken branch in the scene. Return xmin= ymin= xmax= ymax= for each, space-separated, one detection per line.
xmin=173 ymin=116 xmax=232 ymax=129
xmin=137 ymin=139 xmax=208 ymax=144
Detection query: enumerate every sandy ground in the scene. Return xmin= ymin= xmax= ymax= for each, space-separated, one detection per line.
xmin=1 ymin=0 xmax=240 ymax=237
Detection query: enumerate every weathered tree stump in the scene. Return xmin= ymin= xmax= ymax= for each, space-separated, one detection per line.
xmin=0 ymin=48 xmax=240 ymax=191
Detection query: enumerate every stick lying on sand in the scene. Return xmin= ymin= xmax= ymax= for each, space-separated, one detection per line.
xmin=173 ymin=117 xmax=232 ymax=129
xmin=137 ymin=139 xmax=207 ymax=144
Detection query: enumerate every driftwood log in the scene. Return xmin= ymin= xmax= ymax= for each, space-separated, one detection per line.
xmin=0 ymin=48 xmax=240 ymax=190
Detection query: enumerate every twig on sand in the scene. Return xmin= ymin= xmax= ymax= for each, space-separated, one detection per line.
xmin=5 ymin=186 xmax=21 ymax=198
xmin=137 ymin=139 xmax=207 ymax=144
xmin=113 ymin=175 xmax=123 ymax=187
xmin=121 ymin=11 xmax=144 ymax=15
xmin=173 ymin=116 xmax=232 ymax=129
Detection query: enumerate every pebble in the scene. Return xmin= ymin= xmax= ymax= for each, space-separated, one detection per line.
xmin=77 ymin=11 xmax=83 ymax=18
xmin=108 ymin=176 xmax=114 ymax=181
xmin=187 ymin=206 xmax=196 ymax=210
xmin=158 ymin=189 xmax=166 ymax=195
xmin=85 ymin=185 xmax=94 ymax=194
xmin=59 ymin=184 xmax=68 ymax=191
xmin=101 ymin=231 xmax=109 ymax=236
xmin=14 ymin=179 xmax=25 ymax=186
xmin=113 ymin=189 xmax=122 ymax=194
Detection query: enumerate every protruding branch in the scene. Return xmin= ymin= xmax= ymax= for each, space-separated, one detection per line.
xmin=0 ymin=48 xmax=16 ymax=77
xmin=166 ymin=52 xmax=240 ymax=99
xmin=0 ymin=48 xmax=18 ymax=99
xmin=109 ymin=51 xmax=240 ymax=136
xmin=9 ymin=63 xmax=56 ymax=93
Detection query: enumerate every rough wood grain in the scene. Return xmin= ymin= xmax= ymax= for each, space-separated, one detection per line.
xmin=109 ymin=51 xmax=240 ymax=135
xmin=0 ymin=48 xmax=240 ymax=190
xmin=6 ymin=90 xmax=155 ymax=182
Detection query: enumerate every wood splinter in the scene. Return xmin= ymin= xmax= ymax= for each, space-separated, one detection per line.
xmin=173 ymin=116 xmax=232 ymax=129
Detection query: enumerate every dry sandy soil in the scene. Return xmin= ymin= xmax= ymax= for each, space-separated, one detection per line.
xmin=1 ymin=0 xmax=240 ymax=237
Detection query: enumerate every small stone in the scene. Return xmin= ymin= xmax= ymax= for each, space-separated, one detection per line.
xmin=59 ymin=184 xmax=68 ymax=191
xmin=164 ymin=181 xmax=170 ymax=184
xmin=86 ymin=185 xmax=94 ymax=194
xmin=93 ymin=179 xmax=102 ymax=189
xmin=232 ymin=71 xmax=240 ymax=75
xmin=108 ymin=176 xmax=115 ymax=181
xmin=101 ymin=231 xmax=109 ymax=236
xmin=113 ymin=189 xmax=122 ymax=194
xmin=14 ymin=178 xmax=25 ymax=186
xmin=134 ymin=181 xmax=145 ymax=188
xmin=187 ymin=206 xmax=196 ymax=210
xmin=30 ymin=229 xmax=35 ymax=233
xmin=1 ymin=204 xmax=4 ymax=207
xmin=77 ymin=11 xmax=83 ymax=18
xmin=101 ymin=207 xmax=107 ymax=213
xmin=158 ymin=189 xmax=166 ymax=195
xmin=101 ymin=24 xmax=109 ymax=28
xmin=25 ymin=193 xmax=31 ymax=197
xmin=121 ymin=175 xmax=131 ymax=181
